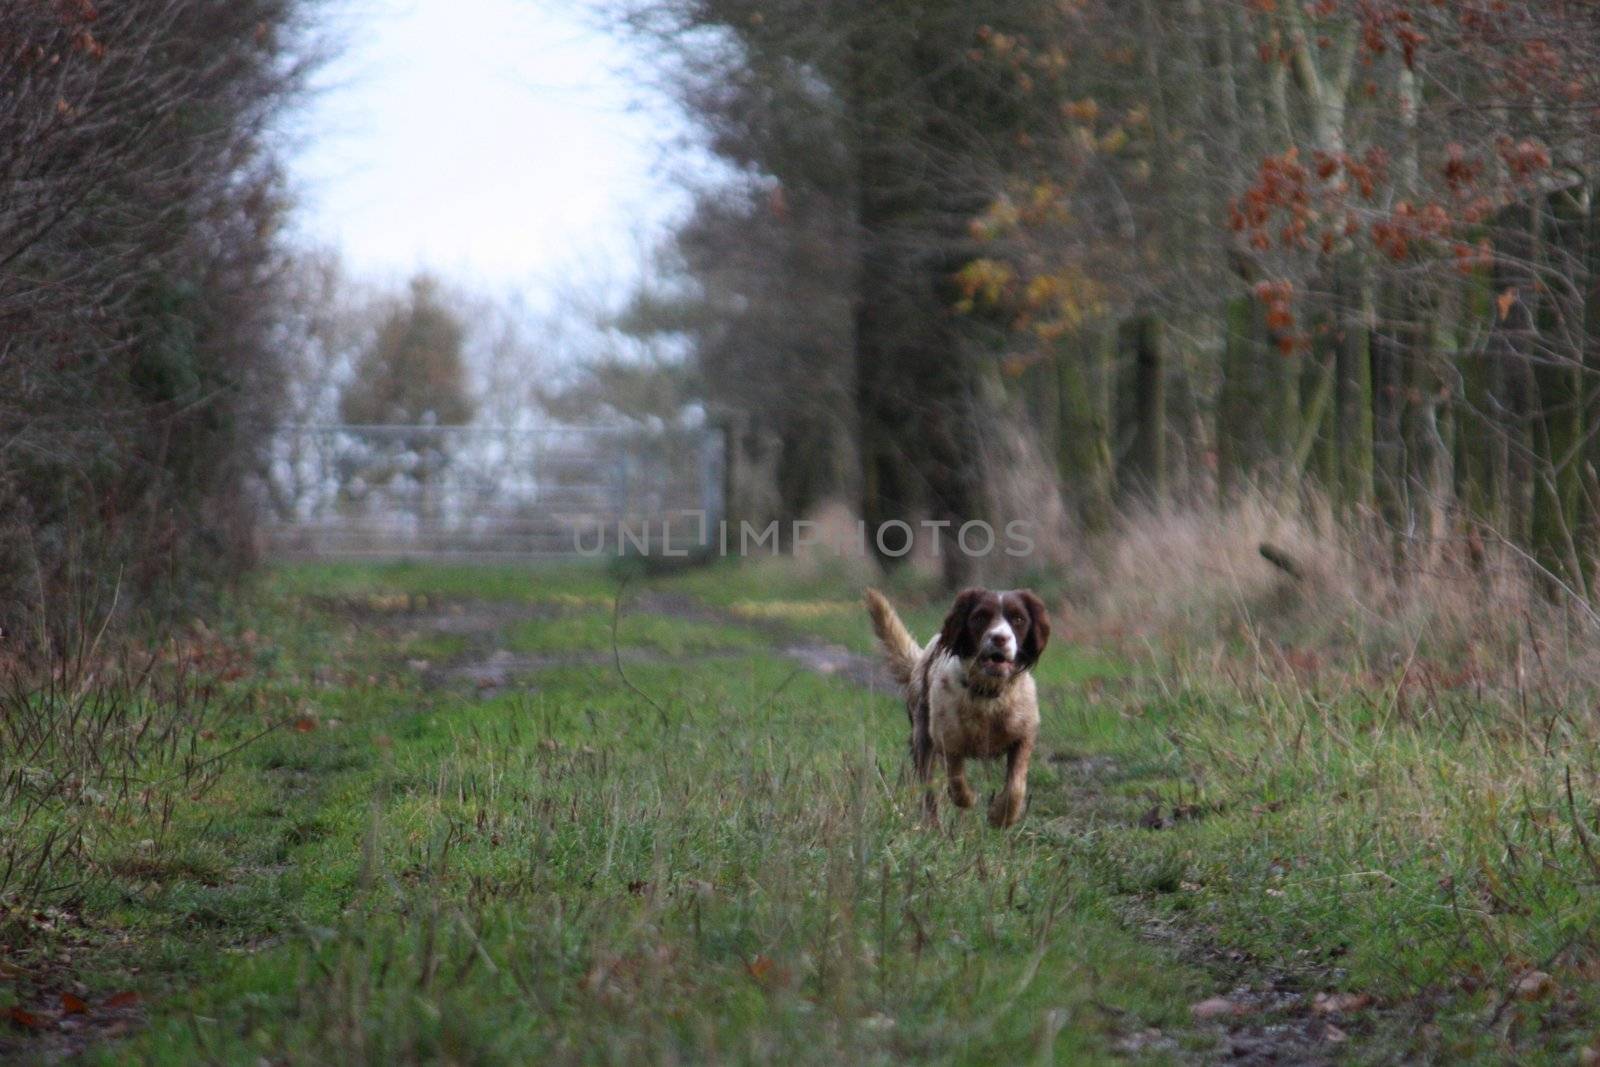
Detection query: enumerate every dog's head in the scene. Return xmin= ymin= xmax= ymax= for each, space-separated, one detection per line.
xmin=937 ymin=587 xmax=1051 ymax=683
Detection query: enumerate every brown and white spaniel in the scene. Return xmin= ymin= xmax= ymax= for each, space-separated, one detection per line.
xmin=865 ymin=587 xmax=1050 ymax=827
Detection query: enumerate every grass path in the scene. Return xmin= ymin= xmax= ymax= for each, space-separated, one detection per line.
xmin=7 ymin=560 xmax=1598 ymax=1063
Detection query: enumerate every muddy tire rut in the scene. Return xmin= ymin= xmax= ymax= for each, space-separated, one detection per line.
xmin=389 ymin=590 xmax=893 ymax=697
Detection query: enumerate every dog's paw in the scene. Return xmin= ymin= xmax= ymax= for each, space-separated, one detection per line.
xmin=948 ymin=778 xmax=977 ymax=808
xmin=988 ymin=788 xmax=1025 ymax=828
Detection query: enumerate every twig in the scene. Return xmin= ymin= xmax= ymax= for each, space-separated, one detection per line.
xmin=1258 ymin=542 xmax=1304 ymax=581
xmin=610 ymin=576 xmax=673 ymax=729
xmin=143 ymin=718 xmax=286 ymax=787
xmin=754 ymin=667 xmax=803 ymax=714
xmin=1565 ymin=766 xmax=1600 ymax=885
xmin=1484 ymin=932 xmax=1579 ymax=1030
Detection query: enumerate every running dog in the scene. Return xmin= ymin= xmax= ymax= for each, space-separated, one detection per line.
xmin=865 ymin=587 xmax=1050 ymax=827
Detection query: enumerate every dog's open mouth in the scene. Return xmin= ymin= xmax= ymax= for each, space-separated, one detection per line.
xmin=978 ymin=650 xmax=1014 ymax=677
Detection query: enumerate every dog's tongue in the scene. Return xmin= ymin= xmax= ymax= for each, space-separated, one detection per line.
xmin=980 ymin=652 xmax=1013 ymax=675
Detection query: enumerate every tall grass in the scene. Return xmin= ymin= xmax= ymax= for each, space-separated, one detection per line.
xmin=1092 ymin=492 xmax=1592 ymax=688
xmin=1073 ymin=494 xmax=1600 ymax=1054
xmin=0 ymin=626 xmax=262 ymax=930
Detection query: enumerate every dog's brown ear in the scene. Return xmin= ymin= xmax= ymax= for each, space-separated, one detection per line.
xmin=938 ymin=588 xmax=986 ymax=659
xmin=1015 ymin=590 xmax=1050 ymax=670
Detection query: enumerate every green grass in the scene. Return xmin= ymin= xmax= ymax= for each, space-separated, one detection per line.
xmin=116 ymin=659 xmax=1204 ymax=1064
xmin=28 ymin=560 xmax=1198 ymax=1065
xmin=8 ymin=558 xmax=1600 ymax=1063
xmin=502 ymin=608 xmax=769 ymax=657
xmin=263 ymin=559 xmax=613 ymax=598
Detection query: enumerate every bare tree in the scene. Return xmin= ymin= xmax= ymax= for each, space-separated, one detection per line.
xmin=0 ymin=0 xmax=321 ymax=637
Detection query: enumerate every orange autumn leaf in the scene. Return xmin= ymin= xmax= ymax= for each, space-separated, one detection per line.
xmin=60 ymin=992 xmax=88 ymax=1015
xmin=1497 ymin=288 xmax=1519 ymax=322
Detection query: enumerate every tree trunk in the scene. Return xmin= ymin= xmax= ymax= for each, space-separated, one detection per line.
xmin=1582 ymin=183 xmax=1600 ymax=593
xmin=1302 ymin=280 xmax=1339 ymax=497
xmin=1371 ymin=283 xmax=1411 ymax=555
xmin=1217 ymin=294 xmax=1261 ymax=500
xmin=1456 ymin=264 xmax=1498 ymax=529
xmin=1334 ymin=267 xmax=1375 ymax=514
xmin=1489 ymin=201 xmax=1539 ymax=551
xmin=1267 ymin=312 xmax=1301 ymax=489
xmin=1530 ymin=188 xmax=1587 ymax=591
xmin=1120 ymin=315 xmax=1167 ymax=502
xmin=1057 ymin=328 xmax=1116 ymax=533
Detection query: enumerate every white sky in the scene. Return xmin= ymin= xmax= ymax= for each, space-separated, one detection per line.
xmin=285 ymin=0 xmax=690 ymax=298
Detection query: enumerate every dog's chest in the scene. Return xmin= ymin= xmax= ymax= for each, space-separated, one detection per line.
xmin=926 ymin=656 xmax=1033 ymax=757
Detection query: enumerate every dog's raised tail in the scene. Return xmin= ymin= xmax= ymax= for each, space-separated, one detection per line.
xmin=864 ymin=588 xmax=919 ymax=686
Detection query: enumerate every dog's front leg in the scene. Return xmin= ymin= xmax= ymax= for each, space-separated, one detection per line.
xmin=945 ymin=752 xmax=976 ymax=808
xmin=988 ymin=737 xmax=1033 ymax=828
xmin=912 ymin=727 xmax=939 ymax=825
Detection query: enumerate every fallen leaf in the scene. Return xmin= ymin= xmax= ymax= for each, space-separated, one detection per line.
xmin=1190 ymin=996 xmax=1247 ymax=1021
xmin=104 ymin=990 xmax=140 ymax=1010
xmin=60 ymin=992 xmax=88 ymax=1015
xmin=1312 ymin=991 xmax=1373 ymax=1015
xmin=581 ymin=963 xmax=611 ymax=996
xmin=744 ymin=953 xmax=792 ymax=990
xmin=291 ymin=715 xmax=317 ymax=733
xmin=1323 ymin=1023 xmax=1348 ymax=1043
xmin=1513 ymin=970 xmax=1554 ymax=1001
xmin=5 ymin=1006 xmax=44 ymax=1030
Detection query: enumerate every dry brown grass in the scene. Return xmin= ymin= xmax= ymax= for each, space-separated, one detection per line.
xmin=1089 ymin=492 xmax=1598 ymax=697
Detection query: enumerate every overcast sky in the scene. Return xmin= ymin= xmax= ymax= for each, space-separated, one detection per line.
xmin=286 ymin=0 xmax=689 ymax=298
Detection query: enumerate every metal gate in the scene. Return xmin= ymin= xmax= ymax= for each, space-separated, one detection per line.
xmin=258 ymin=424 xmax=724 ymax=560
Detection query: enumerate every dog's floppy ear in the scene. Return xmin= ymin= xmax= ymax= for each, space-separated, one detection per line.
xmin=1015 ymin=590 xmax=1051 ymax=671
xmin=938 ymin=588 xmax=986 ymax=659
